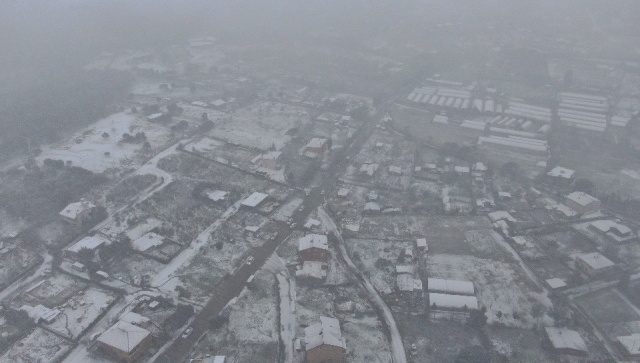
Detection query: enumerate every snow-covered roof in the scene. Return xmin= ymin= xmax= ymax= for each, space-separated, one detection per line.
xmin=547 ymin=166 xmax=575 ymax=179
xmin=364 ymin=202 xmax=381 ymax=211
xmin=488 ymin=211 xmax=516 ymax=223
xmin=433 ymin=115 xmax=449 ymax=124
xmin=416 ymin=238 xmax=428 ymax=248
xmin=97 ymin=321 xmax=151 ymax=354
xmin=207 ymin=190 xmax=228 ymax=202
xmin=577 ymin=252 xmax=614 ymax=270
xmin=66 ymin=234 xmax=111 ymax=253
xmin=565 ymin=192 xmax=599 ymax=207
xmin=546 ymin=278 xmax=567 ymax=289
xmin=211 ymin=99 xmax=226 ymax=107
xmin=20 ymin=304 xmax=61 ymax=324
xmin=148 ymin=113 xmax=164 ymax=120
xmin=473 ymin=162 xmax=488 ymax=171
xmin=241 ymin=192 xmax=269 ymax=207
xmin=545 ymin=327 xmax=588 ymax=353
xmin=191 ymin=101 xmax=207 ymax=107
xmin=396 ymin=265 xmax=414 ymax=275
xmin=59 ymin=200 xmax=96 ymax=220
xmin=427 ymin=278 xmax=475 ymax=295
xmin=298 ymin=234 xmax=328 ymax=251
xmin=429 ymin=293 xmax=478 ymax=310
xmin=389 ymin=166 xmax=402 ymax=174
xmin=261 ymin=151 xmax=282 ymax=160
xmin=549 ymin=203 xmax=578 ymax=217
xmin=454 ymin=166 xmax=470 ymax=173
xmin=132 ymin=232 xmax=164 ymax=252
xmin=306 ymin=138 xmax=328 ymax=149
xmin=304 ymin=317 xmax=346 ymax=351
xmin=397 ymin=275 xmax=423 ymax=292
xmin=590 ymin=220 xmax=632 ymax=236
xmin=119 ymin=312 xmax=150 ymax=326
xmin=337 ymin=188 xmax=350 ymax=197
xmin=304 ymin=218 xmax=321 ymax=229
xmin=617 ymin=334 xmax=640 ymax=356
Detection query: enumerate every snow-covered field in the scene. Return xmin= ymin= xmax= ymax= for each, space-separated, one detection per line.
xmin=36 ymin=112 xmax=171 ymax=173
xmin=214 ymin=102 xmax=308 ymax=150
xmin=0 ymin=327 xmax=73 ymax=363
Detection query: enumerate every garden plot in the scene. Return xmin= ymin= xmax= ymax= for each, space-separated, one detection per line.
xmin=105 ymin=253 xmax=165 ymax=284
xmin=47 ymin=286 xmax=117 ymax=340
xmin=188 ymin=141 xmax=261 ymax=171
xmin=425 ymin=254 xmax=551 ymax=328
xmin=156 ymin=153 xmax=293 ymax=201
xmin=396 ymin=316 xmax=481 ymax=363
xmin=0 ymin=246 xmax=42 ymax=288
xmin=213 ymin=102 xmax=309 ymax=150
xmin=346 ymin=238 xmax=414 ymax=295
xmin=36 ymin=112 xmax=171 ymax=173
xmin=0 ymin=327 xmax=73 ymax=363
xmin=576 ymin=287 xmax=640 ymax=340
xmin=134 ymin=179 xmax=227 ymax=244
xmin=19 ymin=273 xmax=87 ymax=308
xmin=487 ymin=326 xmax=555 ymax=363
xmin=190 ymin=270 xmax=279 ymax=362
xmin=533 ymin=230 xmax=596 ymax=258
xmin=104 ymin=174 xmax=158 ymax=208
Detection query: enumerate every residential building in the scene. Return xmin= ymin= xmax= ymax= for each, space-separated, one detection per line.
xmin=259 ymin=151 xmax=282 ymax=170
xmin=298 ymin=234 xmax=330 ymax=262
xmin=97 ymin=321 xmax=153 ymax=363
xmin=304 ymin=317 xmax=346 ymax=363
xmin=59 ymin=199 xmax=97 ymax=227
xmin=304 ymin=138 xmax=329 ymax=155
xmin=565 ymin=192 xmax=600 ymax=215
xmin=575 ymin=252 xmax=615 ymax=277
xmin=544 ymin=327 xmax=588 ymax=356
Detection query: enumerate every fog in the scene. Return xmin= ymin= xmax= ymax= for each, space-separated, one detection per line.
xmin=1 ymin=1 xmax=640 ymax=362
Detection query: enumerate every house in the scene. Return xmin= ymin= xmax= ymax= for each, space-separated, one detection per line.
xmin=337 ymin=188 xmax=350 ymax=198
xmin=544 ymin=327 xmax=588 ymax=356
xmin=64 ymin=234 xmax=111 ymax=260
xmin=427 ymin=278 xmax=475 ymax=296
xmin=241 ymin=192 xmax=269 ymax=208
xmin=97 ymin=321 xmax=153 ymax=363
xmin=589 ymin=220 xmax=636 ymax=243
xmin=565 ymin=192 xmax=601 ymax=215
xmin=389 ymin=166 xmax=402 ymax=175
xmin=575 ymin=252 xmax=615 ymax=277
xmin=304 ymin=317 xmax=346 ymax=363
xmin=19 ymin=304 xmax=61 ymax=324
xmin=416 ymin=238 xmax=428 ymax=251
xmin=296 ymin=261 xmax=328 ymax=285
xmin=359 ymin=163 xmax=379 ymax=177
xmin=59 ymin=199 xmax=97 ymax=227
xmin=617 ymin=333 xmax=640 ymax=357
xmin=363 ymin=202 xmax=381 ymax=214
xmin=396 ymin=265 xmax=414 ymax=275
xmin=304 ymin=138 xmax=329 ymax=155
xmin=298 ymin=234 xmax=330 ymax=262
xmin=259 ymin=151 xmax=282 ymax=170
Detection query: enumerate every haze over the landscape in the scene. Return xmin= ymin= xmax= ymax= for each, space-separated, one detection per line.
xmin=1 ymin=1 xmax=640 ymax=363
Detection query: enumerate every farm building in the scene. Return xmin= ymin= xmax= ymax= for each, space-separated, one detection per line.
xmin=565 ymin=192 xmax=601 ymax=215
xmin=427 ymin=278 xmax=475 ymax=296
xmin=575 ymin=252 xmax=615 ymax=277
xmin=298 ymin=234 xmax=330 ymax=262
xmin=304 ymin=317 xmax=346 ymax=363
xmin=97 ymin=321 xmax=153 ymax=363
xmin=544 ymin=327 xmax=588 ymax=356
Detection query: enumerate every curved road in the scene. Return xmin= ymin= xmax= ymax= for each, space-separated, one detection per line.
xmin=318 ymin=207 xmax=407 ymax=363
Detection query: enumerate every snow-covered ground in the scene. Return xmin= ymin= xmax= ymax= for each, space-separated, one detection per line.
xmin=276 ymin=273 xmax=296 ymax=363
xmin=318 ymin=207 xmax=406 ymax=363
xmin=36 ymin=112 xmax=171 ymax=173
xmin=0 ymin=327 xmax=73 ymax=363
xmin=48 ymin=287 xmax=117 ymax=340
xmin=151 ymin=200 xmax=242 ymax=292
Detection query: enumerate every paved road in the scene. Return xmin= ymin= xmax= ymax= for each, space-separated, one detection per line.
xmin=155 ymin=110 xmax=380 ymax=363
